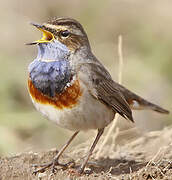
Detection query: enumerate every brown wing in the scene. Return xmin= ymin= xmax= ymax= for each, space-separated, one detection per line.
xmin=79 ymin=63 xmax=134 ymax=122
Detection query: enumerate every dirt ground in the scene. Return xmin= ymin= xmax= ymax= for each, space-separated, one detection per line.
xmin=0 ymin=126 xmax=172 ymax=180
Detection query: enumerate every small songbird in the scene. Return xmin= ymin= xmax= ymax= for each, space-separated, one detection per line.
xmin=27 ymin=17 xmax=169 ymax=174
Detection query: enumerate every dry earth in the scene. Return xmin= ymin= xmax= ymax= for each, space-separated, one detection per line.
xmin=0 ymin=126 xmax=172 ymax=180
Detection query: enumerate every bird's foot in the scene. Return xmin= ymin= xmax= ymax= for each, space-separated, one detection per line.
xmin=67 ymin=166 xmax=92 ymax=176
xmin=32 ymin=159 xmax=75 ymax=174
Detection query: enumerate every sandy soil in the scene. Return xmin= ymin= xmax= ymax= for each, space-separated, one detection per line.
xmin=0 ymin=126 xmax=172 ymax=180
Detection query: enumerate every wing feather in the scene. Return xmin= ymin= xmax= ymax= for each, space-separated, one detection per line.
xmin=79 ymin=62 xmax=134 ymax=122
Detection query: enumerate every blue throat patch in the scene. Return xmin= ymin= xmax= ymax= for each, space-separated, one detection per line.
xmin=28 ymin=41 xmax=72 ymax=97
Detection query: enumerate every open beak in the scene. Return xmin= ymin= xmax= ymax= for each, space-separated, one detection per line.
xmin=26 ymin=22 xmax=54 ymax=45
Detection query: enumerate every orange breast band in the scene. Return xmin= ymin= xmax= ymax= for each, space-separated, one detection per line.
xmin=28 ymin=78 xmax=82 ymax=109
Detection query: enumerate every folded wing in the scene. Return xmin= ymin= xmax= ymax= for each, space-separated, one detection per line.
xmin=79 ymin=63 xmax=134 ymax=122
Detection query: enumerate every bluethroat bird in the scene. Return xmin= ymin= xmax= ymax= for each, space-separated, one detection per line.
xmin=27 ymin=17 xmax=169 ymax=174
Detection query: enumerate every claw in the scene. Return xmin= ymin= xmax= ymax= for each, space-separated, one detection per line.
xmin=32 ymin=160 xmax=76 ymax=175
xmin=32 ymin=162 xmax=53 ymax=175
xmin=32 ymin=162 xmax=52 ymax=168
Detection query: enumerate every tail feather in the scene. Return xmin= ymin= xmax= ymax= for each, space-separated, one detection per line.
xmin=140 ymin=100 xmax=169 ymax=114
xmin=117 ymin=83 xmax=170 ymax=114
xmin=130 ymin=98 xmax=170 ymax=114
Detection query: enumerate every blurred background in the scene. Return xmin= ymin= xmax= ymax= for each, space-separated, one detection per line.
xmin=0 ymin=0 xmax=171 ymax=156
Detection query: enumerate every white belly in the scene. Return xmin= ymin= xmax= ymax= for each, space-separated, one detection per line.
xmin=30 ymin=82 xmax=115 ymax=131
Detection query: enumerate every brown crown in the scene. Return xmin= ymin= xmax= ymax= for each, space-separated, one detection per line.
xmin=43 ymin=17 xmax=90 ymax=51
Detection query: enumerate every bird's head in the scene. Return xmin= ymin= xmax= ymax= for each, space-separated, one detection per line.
xmin=27 ymin=17 xmax=91 ymax=53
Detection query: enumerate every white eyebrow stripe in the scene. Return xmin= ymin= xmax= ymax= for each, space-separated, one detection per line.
xmin=44 ymin=24 xmax=68 ymax=31
xmin=44 ymin=24 xmax=83 ymax=36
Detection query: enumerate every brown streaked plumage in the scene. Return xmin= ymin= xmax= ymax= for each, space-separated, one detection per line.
xmin=47 ymin=17 xmax=87 ymax=36
xmin=41 ymin=17 xmax=90 ymax=51
xmin=28 ymin=79 xmax=82 ymax=109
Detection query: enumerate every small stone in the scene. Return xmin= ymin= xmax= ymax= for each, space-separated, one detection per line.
xmin=84 ymin=167 xmax=92 ymax=174
xmin=38 ymin=172 xmax=47 ymax=179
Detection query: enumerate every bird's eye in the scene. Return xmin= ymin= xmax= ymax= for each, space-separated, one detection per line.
xmin=60 ymin=30 xmax=70 ymax=38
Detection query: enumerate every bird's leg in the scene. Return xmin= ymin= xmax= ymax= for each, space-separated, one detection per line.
xmin=78 ymin=128 xmax=104 ymax=174
xmin=52 ymin=131 xmax=79 ymax=166
xmin=33 ymin=131 xmax=79 ymax=174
